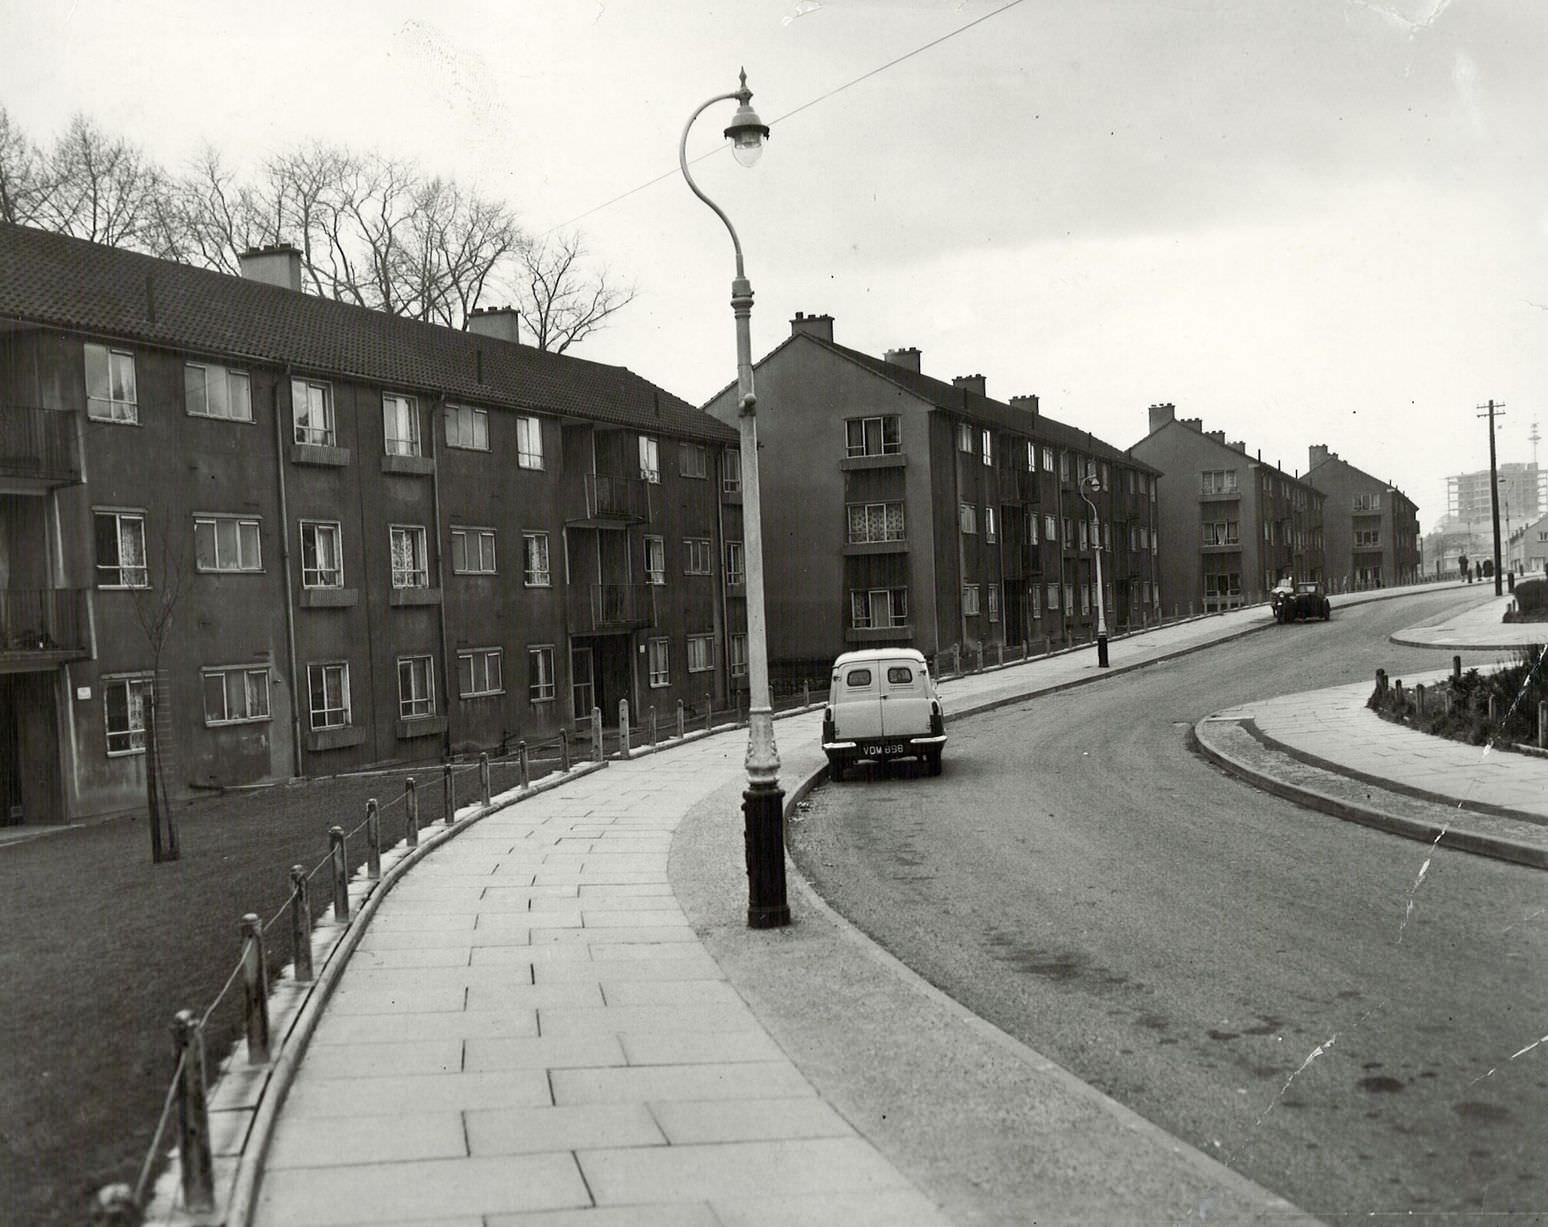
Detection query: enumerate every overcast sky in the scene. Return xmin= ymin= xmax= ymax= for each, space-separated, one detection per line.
xmin=5 ymin=0 xmax=1545 ymax=534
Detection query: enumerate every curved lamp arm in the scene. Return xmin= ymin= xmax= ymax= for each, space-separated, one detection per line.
xmin=679 ymin=91 xmax=748 ymax=281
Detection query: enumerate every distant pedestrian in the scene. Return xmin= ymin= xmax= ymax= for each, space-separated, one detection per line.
xmin=1458 ymin=554 xmax=1469 ymax=583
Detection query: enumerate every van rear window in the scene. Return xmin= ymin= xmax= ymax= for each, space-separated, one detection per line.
xmin=886 ymin=667 xmax=913 ymax=684
xmin=844 ymin=669 xmax=873 ymax=687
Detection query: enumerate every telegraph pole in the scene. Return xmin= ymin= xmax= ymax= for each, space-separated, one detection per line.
xmin=1477 ymin=400 xmax=1506 ymax=596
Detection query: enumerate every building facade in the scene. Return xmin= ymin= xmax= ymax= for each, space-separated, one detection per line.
xmin=1130 ymin=404 xmax=1326 ymax=611
xmin=1447 ymin=463 xmax=1545 ymax=530
xmin=704 ymin=314 xmax=1162 ymax=679
xmin=1506 ymin=512 xmax=1548 ymax=577
xmin=1304 ymin=445 xmax=1422 ymax=589
xmin=0 ymin=224 xmax=745 ymax=825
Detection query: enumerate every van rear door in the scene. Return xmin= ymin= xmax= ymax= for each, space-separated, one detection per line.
xmin=879 ymin=658 xmax=927 ymax=737
xmin=836 ymin=659 xmax=883 ymax=740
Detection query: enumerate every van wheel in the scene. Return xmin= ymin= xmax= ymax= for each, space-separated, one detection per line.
xmin=926 ymin=751 xmax=942 ymax=777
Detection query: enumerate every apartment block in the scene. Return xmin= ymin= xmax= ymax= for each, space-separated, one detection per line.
xmin=1304 ymin=445 xmax=1422 ymax=589
xmin=0 ymin=224 xmax=744 ymax=825
xmin=703 ymin=313 xmax=1162 ymax=678
xmin=1130 ymin=404 xmax=1325 ymax=611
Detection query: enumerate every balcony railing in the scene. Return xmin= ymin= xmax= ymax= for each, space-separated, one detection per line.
xmin=570 ymin=584 xmax=655 ymax=635
xmin=569 ymin=474 xmax=655 ymax=524
xmin=0 ymin=588 xmax=90 ymax=668
xmin=0 ymin=406 xmax=81 ymax=486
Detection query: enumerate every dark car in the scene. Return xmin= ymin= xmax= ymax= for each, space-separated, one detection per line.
xmin=1271 ymin=580 xmax=1331 ymax=623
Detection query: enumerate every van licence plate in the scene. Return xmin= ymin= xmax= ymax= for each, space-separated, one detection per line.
xmin=863 ymin=744 xmax=906 ymax=756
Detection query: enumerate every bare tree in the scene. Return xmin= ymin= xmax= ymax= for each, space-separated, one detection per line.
xmin=0 ymin=106 xmax=47 ymax=225
xmin=131 ymin=520 xmax=191 ymax=863
xmin=153 ymin=145 xmax=267 ymax=274
xmin=37 ymin=114 xmax=171 ymax=251
xmin=510 ymin=230 xmax=636 ymax=354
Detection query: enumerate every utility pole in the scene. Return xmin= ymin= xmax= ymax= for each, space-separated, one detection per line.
xmin=1477 ymin=400 xmax=1506 ymax=596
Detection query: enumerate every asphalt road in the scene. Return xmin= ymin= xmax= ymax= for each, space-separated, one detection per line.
xmin=789 ymin=590 xmax=1548 ymax=1224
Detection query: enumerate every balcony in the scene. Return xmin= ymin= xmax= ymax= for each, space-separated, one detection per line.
xmin=567 ymin=474 xmax=655 ymax=525
xmin=0 ymin=406 xmax=82 ymax=490
xmin=570 ymin=584 xmax=654 ymax=635
xmin=845 ymin=623 xmax=913 ymax=645
xmin=0 ymin=589 xmax=90 ymax=672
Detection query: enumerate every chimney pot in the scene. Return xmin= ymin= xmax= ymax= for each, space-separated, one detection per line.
xmin=789 ymin=312 xmax=834 ymax=342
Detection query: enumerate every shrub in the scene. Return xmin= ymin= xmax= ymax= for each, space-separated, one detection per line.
xmin=1515 ymin=577 xmax=1546 ymax=617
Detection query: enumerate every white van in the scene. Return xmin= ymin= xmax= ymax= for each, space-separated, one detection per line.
xmin=821 ymin=647 xmax=946 ymax=780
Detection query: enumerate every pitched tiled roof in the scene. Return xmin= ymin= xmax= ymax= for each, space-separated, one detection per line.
xmin=0 ymin=223 xmax=735 ymax=443
xmin=802 ymin=336 xmax=1158 ymax=474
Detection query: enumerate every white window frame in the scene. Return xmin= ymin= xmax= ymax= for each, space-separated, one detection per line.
xmin=847 ymin=502 xmax=906 ymax=545
xmin=957 ymin=423 xmax=974 ymax=453
xmin=985 ymin=506 xmax=997 ymax=543
xmin=451 ymin=526 xmax=497 ymax=575
xmin=981 ymin=429 xmax=993 ymax=467
xmin=1201 ymin=469 xmax=1239 ymax=495
xmin=648 ymin=637 xmax=670 ymax=687
xmin=292 ymin=378 xmax=335 ymax=446
xmin=1041 ymin=446 xmax=1054 ymax=472
xmin=383 ymin=393 xmax=421 ymax=457
xmin=202 ymin=665 xmax=271 ymax=726
xmin=962 ymin=584 xmax=981 ymax=616
xmin=389 ymin=525 xmax=429 ymax=589
xmin=960 ymin=503 xmax=977 ymax=535
xmin=639 ymin=435 xmax=660 ymax=484
xmin=684 ymin=537 xmax=712 ymax=575
xmin=845 ymin=415 xmax=902 ymax=458
xmin=644 ymin=535 xmax=666 ymax=586
xmin=726 ymin=540 xmax=745 ymax=586
xmin=528 ymin=645 xmax=556 ymax=703
xmin=445 ymin=403 xmax=489 ymax=451
xmin=1044 ymin=513 xmax=1057 ymax=541
xmin=516 ymin=416 xmax=544 ymax=469
xmin=308 ymin=662 xmax=351 ymax=731
xmin=458 ymin=648 xmax=504 ymax=699
xmin=194 ymin=515 xmax=262 ymax=574
xmin=185 ymin=362 xmax=252 ymax=423
xmin=987 ymin=584 xmax=1000 ymax=622
xmin=722 ymin=447 xmax=742 ymax=493
xmin=679 ymin=441 xmax=707 ymax=478
xmin=95 ymin=510 xmax=149 ymax=589
xmin=300 ymin=520 xmax=344 ymax=589
xmin=1047 ymin=583 xmax=1060 ymax=610
xmin=103 ymin=674 xmax=151 ymax=755
xmin=851 ymin=587 xmax=908 ymax=629
xmin=687 ymin=633 xmax=715 ymax=673
xmin=397 ymin=655 xmax=436 ymax=719
xmin=522 ymin=531 xmax=551 ymax=587
xmin=86 ymin=344 xmax=138 ymax=424
xmin=730 ymin=633 xmax=748 ymax=678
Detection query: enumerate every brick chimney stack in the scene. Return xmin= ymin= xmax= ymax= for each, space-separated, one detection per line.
xmin=951 ymin=374 xmax=986 ymax=396
xmin=466 ymin=306 xmax=521 ymax=345
xmin=789 ymin=312 xmax=834 ymax=342
xmin=884 ymin=347 xmax=921 ymax=373
xmin=238 ymin=244 xmax=302 ymax=292
xmin=1308 ymin=444 xmax=1332 ymax=468
xmin=1147 ymin=402 xmax=1176 ymax=433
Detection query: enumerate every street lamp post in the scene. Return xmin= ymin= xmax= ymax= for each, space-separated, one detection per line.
xmin=1079 ymin=475 xmax=1110 ymax=667
xmin=680 ymin=70 xmax=789 ymax=929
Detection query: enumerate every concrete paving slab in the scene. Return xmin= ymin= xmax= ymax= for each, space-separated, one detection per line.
xmin=484 ymin=1205 xmax=717 ymax=1227
xmin=616 ymin=1030 xmax=787 ymax=1067
xmin=283 ymin=1070 xmax=552 ymax=1117
xmin=709 ymin=1189 xmax=952 ymax=1227
xmin=535 ymin=956 xmax=725 ymax=983
xmin=310 ymin=1008 xmax=538 ymax=1046
xmin=462 ymin=1034 xmax=626 ymax=1073
xmin=464 ymin=1103 xmax=664 ymax=1155
xmin=647 ymin=1097 xmax=852 ymax=1145
xmin=265 ymin=1112 xmax=467 ymax=1169
xmin=297 ymin=1039 xmax=463 ymax=1078
xmin=537 ymin=1003 xmax=762 ymax=1035
xmin=551 ymin=1062 xmax=814 ymax=1106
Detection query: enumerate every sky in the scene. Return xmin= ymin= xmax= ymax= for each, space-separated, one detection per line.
xmin=3 ymin=0 xmax=1545 ymax=535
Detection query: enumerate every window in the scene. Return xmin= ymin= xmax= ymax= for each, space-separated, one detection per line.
xmin=382 ymin=394 xmax=420 ymax=456
xmin=1063 ymin=517 xmax=1074 ymax=546
xmin=104 ymin=675 xmax=151 ymax=754
xmin=185 ymin=363 xmax=251 ymax=422
xmin=730 ymin=633 xmax=748 ymax=677
xmin=1064 ymin=583 xmax=1075 ymax=611
xmin=1046 ymin=583 xmax=1060 ymax=610
xmin=528 ymin=646 xmax=556 ymax=703
xmin=648 ymin=637 xmax=670 ymax=687
xmin=300 ymin=521 xmax=343 ymax=588
xmin=726 ymin=541 xmax=745 ymax=585
xmin=679 ymin=442 xmax=707 ymax=478
xmin=516 ymin=416 xmax=544 ymax=469
xmin=308 ymin=663 xmax=351 ymax=730
xmin=1201 ymin=521 xmax=1239 ymax=546
xmin=195 ymin=516 xmax=262 ymax=573
xmin=1354 ymin=529 xmax=1381 ymax=548
xmin=1353 ymin=493 xmax=1381 ymax=511
xmin=1044 ymin=513 xmax=1057 ymax=541
xmin=1027 ymin=441 xmax=1037 ymax=470
xmin=1201 ymin=469 xmax=1239 ymax=495
xmin=1041 ymin=446 xmax=1054 ymax=472
xmin=1031 ymin=585 xmax=1042 ymax=618
xmin=639 ymin=435 xmax=660 ymax=483
xmin=292 ymin=378 xmax=334 ymax=446
xmin=1028 ymin=512 xmax=1039 ymax=544
xmin=985 ymin=506 xmax=997 ymax=542
xmin=95 ymin=511 xmax=147 ymax=588
xmin=987 ymin=584 xmax=1000 ymax=622
xmin=981 ymin=429 xmax=993 ymax=466
xmin=847 ymin=502 xmax=906 ymax=544
xmin=722 ymin=447 xmax=742 ymax=493
xmin=684 ymin=537 xmax=712 ymax=575
xmin=445 ymin=403 xmax=489 ymax=451
xmin=390 ymin=525 xmax=429 ymax=588
xmin=85 ymin=344 xmax=138 ymax=423
xmin=451 ymin=527 xmax=497 ymax=574
xmin=645 ymin=535 xmax=666 ymax=585
xmin=523 ymin=531 xmax=551 ymax=586
xmin=851 ymin=588 xmax=908 ymax=629
xmin=962 ymin=584 xmax=980 ymax=616
xmin=1204 ymin=572 xmax=1243 ymax=598
xmin=397 ymin=656 xmax=436 ymax=719
xmin=1078 ymin=519 xmax=1089 ymax=550
xmin=688 ymin=634 xmax=715 ymax=673
xmin=1080 ymin=585 xmax=1090 ymax=615
xmin=1099 ymin=462 xmax=1109 ymax=490
xmin=202 ymin=666 xmax=271 ymax=726
xmin=960 ymin=503 xmax=977 ymax=535
xmin=1059 ymin=451 xmax=1070 ymax=481
xmin=458 ymin=648 xmax=503 ymax=698
xmin=957 ymin=423 xmax=974 ymax=453
xmin=845 ymin=416 xmax=902 ymax=458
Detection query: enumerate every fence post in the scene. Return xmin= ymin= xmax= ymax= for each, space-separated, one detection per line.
xmin=442 ymin=763 xmax=455 ymax=823
xmin=240 ymin=913 xmax=271 ymax=1064
xmin=479 ymin=753 xmax=491 ymax=806
xmin=649 ymin=706 xmax=658 ymax=747
xmin=1044 ymin=635 xmax=1052 ymax=656
xmin=518 ymin=740 xmax=530 ymax=788
xmin=803 ymin=680 xmax=811 ymax=707
xmin=591 ymin=706 xmax=604 ymax=762
xmin=1453 ymin=655 xmax=1462 ymax=683
xmin=329 ymin=825 xmax=349 ymax=921
xmin=677 ymin=699 xmax=685 ymax=738
xmin=619 ymin=700 xmax=631 ymax=756
xmin=404 ymin=777 xmax=419 ymax=847
xmin=171 ymin=1009 xmax=215 ymax=1213
xmin=996 ymin=643 xmax=1004 ymax=667
xmin=365 ymin=798 xmax=381 ymax=881
xmin=559 ymin=729 xmax=570 ymax=773
xmin=735 ymin=690 xmax=743 ymax=723
xmin=1488 ymin=694 xmax=1498 ymax=723
xmin=289 ymin=866 xmax=313 ymax=983
xmin=1415 ymin=683 xmax=1426 ymax=714
xmin=706 ymin=694 xmax=713 ymax=732
xmin=1539 ymin=700 xmax=1546 ymax=749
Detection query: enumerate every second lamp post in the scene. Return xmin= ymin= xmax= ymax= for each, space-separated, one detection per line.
xmin=1079 ymin=474 xmax=1110 ymax=667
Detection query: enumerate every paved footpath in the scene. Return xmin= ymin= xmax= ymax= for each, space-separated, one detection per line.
xmin=230 ymin=580 xmax=1532 ymax=1227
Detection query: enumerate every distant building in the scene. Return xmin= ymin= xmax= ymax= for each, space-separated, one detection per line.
xmin=1506 ymin=512 xmax=1548 ymax=577
xmin=0 ymin=223 xmax=744 ymax=825
xmin=1304 ymin=446 xmax=1421 ymax=589
xmin=1447 ymin=463 xmax=1545 ymax=530
xmin=1130 ymin=404 xmax=1325 ymax=611
xmin=703 ymin=314 xmax=1162 ymax=678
